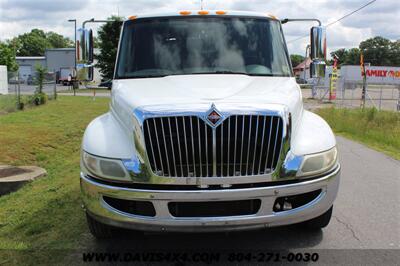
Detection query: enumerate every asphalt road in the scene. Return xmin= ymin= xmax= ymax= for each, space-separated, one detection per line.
xmin=70 ymin=136 xmax=400 ymax=264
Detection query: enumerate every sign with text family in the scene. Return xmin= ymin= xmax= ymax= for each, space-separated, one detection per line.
xmin=339 ymin=65 xmax=400 ymax=85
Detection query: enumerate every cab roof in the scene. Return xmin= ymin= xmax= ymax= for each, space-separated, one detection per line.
xmin=126 ymin=10 xmax=278 ymax=21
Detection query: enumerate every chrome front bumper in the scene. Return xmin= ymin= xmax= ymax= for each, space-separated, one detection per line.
xmin=80 ymin=165 xmax=340 ymax=232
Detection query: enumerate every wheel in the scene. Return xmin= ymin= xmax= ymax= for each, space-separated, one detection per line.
xmin=86 ymin=213 xmax=116 ymax=238
xmin=303 ymin=206 xmax=333 ymax=229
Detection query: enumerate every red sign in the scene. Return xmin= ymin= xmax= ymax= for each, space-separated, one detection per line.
xmin=365 ymin=69 xmax=400 ymax=78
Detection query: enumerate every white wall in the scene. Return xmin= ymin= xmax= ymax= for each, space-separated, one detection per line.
xmin=0 ymin=66 xmax=8 ymax=95
xmin=340 ymin=65 xmax=400 ymax=85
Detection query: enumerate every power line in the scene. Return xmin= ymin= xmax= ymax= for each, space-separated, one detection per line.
xmin=325 ymin=0 xmax=377 ymax=27
xmin=286 ymin=0 xmax=377 ymax=44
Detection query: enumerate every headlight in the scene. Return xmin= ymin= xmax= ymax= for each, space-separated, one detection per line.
xmin=298 ymin=147 xmax=337 ymax=177
xmin=82 ymin=152 xmax=130 ymax=181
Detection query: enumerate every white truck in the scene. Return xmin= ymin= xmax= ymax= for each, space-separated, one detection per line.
xmin=78 ymin=10 xmax=340 ymax=238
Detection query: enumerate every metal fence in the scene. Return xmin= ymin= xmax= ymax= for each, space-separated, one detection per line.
xmin=6 ymin=70 xmax=58 ymax=110
xmin=309 ymin=81 xmax=400 ymax=111
xmin=8 ymin=70 xmax=57 ymax=95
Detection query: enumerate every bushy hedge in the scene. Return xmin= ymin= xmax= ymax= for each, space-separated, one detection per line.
xmin=30 ymin=92 xmax=48 ymax=106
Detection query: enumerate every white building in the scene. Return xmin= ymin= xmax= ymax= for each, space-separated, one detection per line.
xmin=0 ymin=65 xmax=8 ymax=94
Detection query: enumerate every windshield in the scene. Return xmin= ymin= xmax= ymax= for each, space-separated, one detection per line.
xmin=116 ymin=16 xmax=292 ymax=79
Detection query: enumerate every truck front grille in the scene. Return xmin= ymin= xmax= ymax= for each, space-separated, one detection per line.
xmin=143 ymin=115 xmax=283 ymax=177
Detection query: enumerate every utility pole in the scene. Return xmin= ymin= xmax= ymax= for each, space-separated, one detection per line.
xmin=360 ymin=53 xmax=366 ymax=109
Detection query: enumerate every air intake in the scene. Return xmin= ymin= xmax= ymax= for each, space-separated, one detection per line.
xmin=143 ymin=115 xmax=283 ymax=177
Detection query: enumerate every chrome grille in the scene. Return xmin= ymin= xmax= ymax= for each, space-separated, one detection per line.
xmin=143 ymin=115 xmax=283 ymax=177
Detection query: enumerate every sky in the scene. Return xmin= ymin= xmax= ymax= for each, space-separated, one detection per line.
xmin=0 ymin=0 xmax=399 ymax=56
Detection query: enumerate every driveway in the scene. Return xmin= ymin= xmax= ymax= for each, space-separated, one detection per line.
xmin=70 ymin=136 xmax=399 ymax=264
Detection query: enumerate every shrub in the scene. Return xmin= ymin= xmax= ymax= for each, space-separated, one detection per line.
xmin=17 ymin=102 xmax=24 ymax=110
xmin=35 ymin=64 xmax=47 ymax=94
xmin=30 ymin=92 xmax=48 ymax=106
xmin=366 ymin=107 xmax=377 ymax=122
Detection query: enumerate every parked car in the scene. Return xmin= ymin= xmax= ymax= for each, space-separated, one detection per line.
xmin=27 ymin=75 xmax=37 ymax=85
xmin=79 ymin=11 xmax=340 ymax=238
xmin=296 ymin=77 xmax=307 ymax=84
xmin=9 ymin=78 xmax=25 ymax=84
xmin=99 ymin=79 xmax=112 ymax=89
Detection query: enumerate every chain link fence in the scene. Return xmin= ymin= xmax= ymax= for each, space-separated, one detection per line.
xmin=337 ymin=81 xmax=399 ymax=111
xmin=3 ymin=70 xmax=58 ymax=112
xmin=8 ymin=70 xmax=57 ymax=94
xmin=307 ymin=81 xmax=400 ymax=112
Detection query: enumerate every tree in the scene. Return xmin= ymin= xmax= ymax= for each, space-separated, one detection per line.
xmin=290 ymin=54 xmax=305 ymax=67
xmin=0 ymin=42 xmax=18 ymax=72
xmin=46 ymin=32 xmax=74 ymax=48
xmin=330 ymin=48 xmax=347 ymax=65
xmin=330 ymin=48 xmax=363 ymax=66
xmin=330 ymin=37 xmax=400 ymax=66
xmin=93 ymin=36 xmax=100 ymax=49
xmin=31 ymin=64 xmax=48 ymax=105
xmin=345 ymin=48 xmax=361 ymax=65
xmin=96 ymin=16 xmax=123 ymax=80
xmin=389 ymin=40 xmax=400 ymax=66
xmin=35 ymin=64 xmax=47 ymax=93
xmin=14 ymin=29 xmax=50 ymax=56
xmin=10 ymin=29 xmax=73 ymax=56
xmin=359 ymin=36 xmax=392 ymax=66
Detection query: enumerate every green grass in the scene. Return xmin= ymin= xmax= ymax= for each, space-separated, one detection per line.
xmin=0 ymin=95 xmax=29 ymax=114
xmin=0 ymin=96 xmax=109 ymax=264
xmin=316 ymin=107 xmax=400 ymax=160
xmin=0 ymin=94 xmax=56 ymax=115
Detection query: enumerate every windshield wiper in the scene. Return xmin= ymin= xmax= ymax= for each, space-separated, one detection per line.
xmin=187 ymin=71 xmax=250 ymax=75
xmin=186 ymin=71 xmax=276 ymax=76
xmin=119 ymin=74 xmax=168 ymax=79
xmin=118 ymin=72 xmax=280 ymax=79
xmin=214 ymin=70 xmax=249 ymax=75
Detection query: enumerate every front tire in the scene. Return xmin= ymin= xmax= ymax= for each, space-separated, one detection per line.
xmin=86 ymin=213 xmax=116 ymax=238
xmin=303 ymin=206 xmax=333 ymax=229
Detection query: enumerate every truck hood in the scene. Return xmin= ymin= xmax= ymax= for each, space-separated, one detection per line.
xmin=111 ymin=74 xmax=303 ymax=128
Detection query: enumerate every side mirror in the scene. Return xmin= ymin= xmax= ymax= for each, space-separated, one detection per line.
xmin=310 ymin=60 xmax=326 ymax=78
xmin=77 ymin=28 xmax=94 ymax=81
xmin=310 ymin=26 xmax=326 ymax=78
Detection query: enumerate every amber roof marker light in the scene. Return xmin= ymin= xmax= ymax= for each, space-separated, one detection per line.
xmin=198 ymin=10 xmax=209 ymax=15
xmin=128 ymin=15 xmax=137 ymax=20
xmin=216 ymin=11 xmax=227 ymax=15
xmin=180 ymin=11 xmax=192 ymax=16
xmin=268 ymin=14 xmax=278 ymax=20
